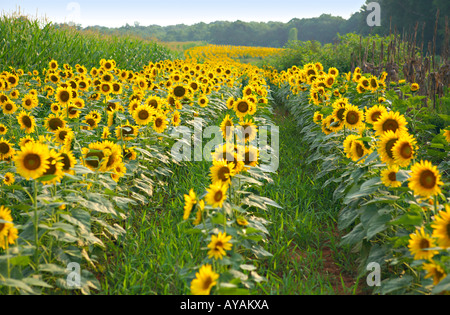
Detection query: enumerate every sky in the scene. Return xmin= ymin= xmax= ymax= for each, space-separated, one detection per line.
xmin=1 ymin=0 xmax=367 ymax=28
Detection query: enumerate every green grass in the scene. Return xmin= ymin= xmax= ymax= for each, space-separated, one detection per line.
xmin=252 ymin=110 xmax=361 ymax=295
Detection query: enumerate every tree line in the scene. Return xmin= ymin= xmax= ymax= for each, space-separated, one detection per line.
xmin=67 ymin=0 xmax=448 ymax=53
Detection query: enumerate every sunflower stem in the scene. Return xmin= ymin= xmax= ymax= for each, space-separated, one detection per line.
xmin=33 ymin=180 xmax=39 ymax=268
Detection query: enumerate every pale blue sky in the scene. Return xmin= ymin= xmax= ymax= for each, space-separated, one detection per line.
xmin=2 ymin=0 xmax=367 ymax=27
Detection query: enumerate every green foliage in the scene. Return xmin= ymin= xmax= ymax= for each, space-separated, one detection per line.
xmin=0 ymin=14 xmax=175 ymax=73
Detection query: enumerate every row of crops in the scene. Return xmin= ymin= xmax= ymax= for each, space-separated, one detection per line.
xmin=269 ymin=62 xmax=450 ymax=294
xmin=0 ymin=48 xmax=285 ymax=294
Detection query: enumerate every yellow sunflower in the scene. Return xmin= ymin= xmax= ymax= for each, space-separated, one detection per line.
xmin=21 ymin=94 xmax=38 ymax=111
xmin=220 ymin=115 xmax=234 ymax=140
xmin=373 ymin=111 xmax=408 ymax=137
xmin=365 ymin=105 xmax=388 ymax=125
xmin=238 ymin=118 xmax=258 ymax=143
xmin=2 ymin=99 xmax=17 ymax=115
xmin=40 ymin=149 xmax=64 ymax=185
xmin=392 ymin=133 xmax=416 ymax=167
xmin=205 ymin=181 xmax=228 ymax=208
xmin=431 ymin=205 xmax=450 ymax=249
xmin=207 ymin=231 xmax=233 ymax=260
xmin=54 ymin=127 xmax=74 ymax=145
xmin=233 ymin=98 xmax=251 ymax=119
xmin=210 ymin=159 xmax=236 ymax=185
xmin=183 ymin=188 xmax=197 ymax=221
xmin=132 ymin=104 xmax=155 ymax=125
xmin=153 ymin=114 xmax=168 ymax=134
xmin=243 ymin=145 xmax=259 ymax=167
xmin=377 ymin=130 xmax=400 ymax=166
xmin=59 ymin=147 xmax=77 ymax=175
xmin=55 ymin=86 xmax=73 ymax=106
xmin=351 ymin=139 xmax=371 ymax=163
xmin=343 ymin=104 xmax=364 ymax=130
xmin=443 ymin=129 xmax=450 ymax=143
xmin=17 ymin=111 xmax=36 ymax=134
xmin=0 ymin=123 xmax=7 ymax=135
xmin=3 ymin=172 xmax=15 ymax=186
xmin=408 ymin=226 xmax=439 ymax=260
xmin=0 ymin=138 xmax=15 ymax=161
xmin=408 ymin=160 xmax=443 ymax=198
xmin=380 ymin=165 xmax=402 ymax=188
xmin=423 ymin=261 xmax=446 ymax=285
xmin=14 ymin=141 xmax=51 ymax=180
xmin=44 ymin=114 xmax=66 ymax=133
xmin=343 ymin=134 xmax=360 ymax=159
xmin=115 ymin=121 xmax=139 ymax=141
xmin=190 ymin=264 xmax=219 ymax=295
xmin=0 ymin=206 xmax=18 ymax=249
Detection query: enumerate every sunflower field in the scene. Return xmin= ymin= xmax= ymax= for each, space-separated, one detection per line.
xmin=270 ymin=63 xmax=450 ymax=294
xmin=1 ymin=13 xmax=449 ymax=296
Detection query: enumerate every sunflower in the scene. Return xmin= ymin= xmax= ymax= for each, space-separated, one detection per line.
xmin=238 ymin=119 xmax=258 ymax=143
xmin=0 ymin=206 xmax=18 ymax=249
xmin=82 ymin=142 xmax=106 ymax=171
xmin=100 ymin=141 xmax=123 ymax=172
xmin=0 ymin=124 xmax=7 ymax=135
xmin=14 ymin=141 xmax=51 ymax=180
xmin=193 ymin=200 xmax=205 ymax=226
xmin=122 ymin=146 xmax=137 ymax=161
xmin=380 ymin=165 xmax=402 ymax=188
xmin=321 ymin=115 xmax=334 ymax=135
xmin=343 ymin=104 xmax=364 ymax=130
xmin=45 ymin=114 xmax=66 ymax=133
xmin=365 ymin=105 xmax=388 ymax=125
xmin=313 ymin=112 xmax=323 ymax=124
xmin=49 ymin=59 xmax=59 ymax=70
xmin=368 ymin=76 xmax=379 ymax=91
xmin=19 ymin=135 xmax=35 ymax=147
xmin=132 ymin=104 xmax=154 ymax=125
xmin=2 ymin=99 xmax=17 ymax=115
xmin=171 ymin=84 xmax=190 ymax=100
xmin=351 ymin=139 xmax=371 ymax=163
xmin=408 ymin=160 xmax=443 ymax=198
xmin=423 ymin=261 xmax=446 ymax=285
xmin=411 ymin=83 xmax=420 ymax=92
xmin=115 ymin=121 xmax=139 ymax=141
xmin=111 ymin=162 xmax=126 ymax=182
xmin=392 ymin=133 xmax=416 ymax=167
xmin=373 ymin=111 xmax=408 ymax=137
xmin=443 ymin=129 xmax=450 ymax=143
xmin=40 ymin=149 xmax=64 ymax=185
xmin=55 ymin=86 xmax=73 ymax=106
xmin=3 ymin=172 xmax=15 ymax=186
xmin=408 ymin=226 xmax=438 ymax=260
xmin=377 ymin=130 xmax=400 ymax=166
xmin=198 ymin=95 xmax=209 ymax=108
xmin=153 ymin=114 xmax=168 ymax=134
xmin=59 ymin=147 xmax=77 ymax=175
xmin=205 ymin=181 xmax=228 ymax=208
xmin=171 ymin=110 xmax=181 ymax=127
xmin=145 ymin=95 xmax=163 ymax=111
xmin=210 ymin=159 xmax=236 ymax=185
xmin=190 ymin=264 xmax=219 ymax=295
xmin=80 ymin=114 xmax=97 ymax=131
xmin=233 ymin=98 xmax=251 ymax=119
xmin=0 ymin=138 xmax=15 ymax=161
xmin=99 ymin=82 xmax=113 ymax=95
xmin=17 ymin=111 xmax=36 ymax=134
xmin=431 ymin=205 xmax=450 ymax=249
xmin=183 ymin=188 xmax=197 ymax=220
xmin=54 ymin=126 xmax=74 ymax=144
xmin=343 ymin=134 xmax=360 ymax=159
xmin=226 ymin=97 xmax=235 ymax=109
xmin=243 ymin=145 xmax=259 ymax=167
xmin=207 ymin=231 xmax=233 ymax=260
xmin=22 ymin=94 xmax=38 ymax=111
